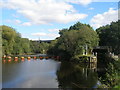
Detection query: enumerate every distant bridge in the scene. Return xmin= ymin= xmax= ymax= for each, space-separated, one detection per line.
xmin=33 ymin=40 xmax=53 ymax=43
xmin=40 ymin=40 xmax=53 ymax=43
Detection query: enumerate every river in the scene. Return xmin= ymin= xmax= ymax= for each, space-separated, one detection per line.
xmin=2 ymin=56 xmax=99 ymax=88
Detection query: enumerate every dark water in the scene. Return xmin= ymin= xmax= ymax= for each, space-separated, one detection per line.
xmin=2 ymin=57 xmax=99 ymax=88
xmin=57 ymin=62 xmax=98 ymax=88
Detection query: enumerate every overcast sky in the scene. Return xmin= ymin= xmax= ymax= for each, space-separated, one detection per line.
xmin=0 ymin=0 xmax=119 ymax=40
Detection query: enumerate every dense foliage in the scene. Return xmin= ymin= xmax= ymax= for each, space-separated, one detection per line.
xmin=97 ymin=59 xmax=120 ymax=88
xmin=1 ymin=25 xmax=49 ymax=55
xmin=48 ymin=22 xmax=99 ymax=60
xmin=1 ymin=25 xmax=32 ymax=55
xmin=96 ymin=20 xmax=120 ymax=55
xmin=96 ymin=20 xmax=120 ymax=88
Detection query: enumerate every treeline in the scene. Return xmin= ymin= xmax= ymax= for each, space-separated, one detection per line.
xmin=1 ymin=20 xmax=120 ymax=56
xmin=96 ymin=20 xmax=120 ymax=88
xmin=47 ymin=21 xmax=120 ymax=88
xmin=47 ymin=22 xmax=99 ymax=60
xmin=96 ymin=20 xmax=120 ymax=55
xmin=48 ymin=20 xmax=120 ymax=59
xmin=1 ymin=25 xmax=49 ymax=55
xmin=1 ymin=21 xmax=120 ymax=88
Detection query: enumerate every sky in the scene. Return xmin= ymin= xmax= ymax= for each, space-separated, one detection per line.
xmin=0 ymin=0 xmax=119 ymax=40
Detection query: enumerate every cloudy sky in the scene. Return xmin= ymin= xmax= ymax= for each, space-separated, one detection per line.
xmin=0 ymin=0 xmax=119 ymax=40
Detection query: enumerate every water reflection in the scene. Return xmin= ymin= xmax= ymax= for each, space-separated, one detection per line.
xmin=2 ymin=58 xmax=61 ymax=88
xmin=57 ymin=62 xmax=98 ymax=89
xmin=3 ymin=57 xmax=98 ymax=88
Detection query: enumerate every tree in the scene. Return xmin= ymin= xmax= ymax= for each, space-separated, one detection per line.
xmin=1 ymin=25 xmax=32 ymax=55
xmin=48 ymin=22 xmax=99 ymax=60
xmin=30 ymin=40 xmax=41 ymax=54
xmin=12 ymin=33 xmax=23 ymax=55
xmin=1 ymin=25 xmax=16 ymax=55
xmin=21 ymin=38 xmax=31 ymax=54
xmin=96 ymin=20 xmax=120 ymax=54
xmin=39 ymin=42 xmax=49 ymax=54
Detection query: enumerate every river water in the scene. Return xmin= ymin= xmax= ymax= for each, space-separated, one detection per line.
xmin=2 ymin=57 xmax=99 ymax=88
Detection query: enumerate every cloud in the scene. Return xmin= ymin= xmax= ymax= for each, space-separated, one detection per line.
xmin=89 ymin=7 xmax=94 ymax=10
xmin=29 ymin=38 xmax=39 ymax=41
xmin=31 ymin=29 xmax=60 ymax=40
xmin=2 ymin=0 xmax=88 ymax=25
xmin=31 ymin=32 xmax=60 ymax=38
xmin=14 ymin=19 xmax=21 ymax=24
xmin=90 ymin=8 xmax=118 ymax=29
xmin=5 ymin=19 xmax=21 ymax=24
xmin=5 ymin=19 xmax=32 ymax=26
xmin=31 ymin=32 xmax=59 ymax=37
xmin=12 ymin=14 xmax=19 ymax=18
xmin=48 ymin=33 xmax=60 ymax=37
xmin=48 ymin=29 xmax=60 ymax=32
xmin=0 ymin=1 xmax=4 ymax=8
xmin=65 ymin=0 xmax=93 ymax=6
xmin=22 ymin=22 xmax=31 ymax=26
xmin=93 ymin=0 xmax=119 ymax=2
xmin=31 ymin=32 xmax=47 ymax=36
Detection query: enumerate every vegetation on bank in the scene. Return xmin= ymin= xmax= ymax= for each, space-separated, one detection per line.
xmin=96 ymin=20 xmax=120 ymax=55
xmin=47 ymin=22 xmax=99 ymax=60
xmin=1 ymin=20 xmax=120 ymax=88
xmin=1 ymin=21 xmax=119 ymax=57
xmin=96 ymin=20 xmax=120 ymax=88
xmin=1 ymin=25 xmax=49 ymax=55
xmin=48 ymin=20 xmax=120 ymax=88
xmin=97 ymin=59 xmax=120 ymax=88
xmin=1 ymin=25 xmax=30 ymax=55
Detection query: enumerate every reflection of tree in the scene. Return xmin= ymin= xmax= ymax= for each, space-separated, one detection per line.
xmin=56 ymin=62 xmax=98 ymax=89
xmin=2 ymin=59 xmax=22 ymax=84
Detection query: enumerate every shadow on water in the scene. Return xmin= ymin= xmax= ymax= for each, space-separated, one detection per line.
xmin=97 ymin=52 xmax=115 ymax=77
xmin=2 ymin=53 xmax=114 ymax=88
xmin=56 ymin=61 xmax=98 ymax=89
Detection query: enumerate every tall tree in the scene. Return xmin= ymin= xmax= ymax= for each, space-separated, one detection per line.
xmin=96 ymin=20 xmax=120 ymax=54
xmin=48 ymin=22 xmax=99 ymax=60
xmin=1 ymin=25 xmax=32 ymax=55
xmin=1 ymin=25 xmax=16 ymax=55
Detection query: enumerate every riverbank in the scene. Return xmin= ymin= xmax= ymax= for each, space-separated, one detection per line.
xmin=97 ymin=58 xmax=120 ymax=88
xmin=48 ymin=53 xmax=120 ymax=88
